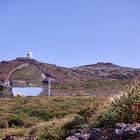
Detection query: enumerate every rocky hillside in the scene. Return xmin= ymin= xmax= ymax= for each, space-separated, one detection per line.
xmin=0 ymin=58 xmax=140 ymax=96
xmin=72 ymin=62 xmax=140 ymax=80
xmin=0 ymin=57 xmax=83 ymax=84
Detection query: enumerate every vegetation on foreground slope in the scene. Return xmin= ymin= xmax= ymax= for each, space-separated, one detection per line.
xmin=0 ymin=96 xmax=107 ymax=139
xmin=1 ymin=83 xmax=140 ymax=139
xmin=93 ymin=83 xmax=140 ymax=128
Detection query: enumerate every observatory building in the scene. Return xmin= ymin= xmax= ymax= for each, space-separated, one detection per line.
xmin=27 ymin=52 xmax=33 ymax=59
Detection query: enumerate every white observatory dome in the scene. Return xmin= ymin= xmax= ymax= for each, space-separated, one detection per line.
xmin=27 ymin=52 xmax=33 ymax=59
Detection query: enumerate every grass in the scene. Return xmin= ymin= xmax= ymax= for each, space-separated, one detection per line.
xmin=53 ymin=79 xmax=133 ymax=96
xmin=0 ymin=96 xmax=107 ymax=139
xmin=0 ymin=82 xmax=138 ymax=139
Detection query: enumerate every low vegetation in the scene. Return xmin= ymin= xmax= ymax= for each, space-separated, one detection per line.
xmin=0 ymin=96 xmax=107 ymax=139
xmin=1 ymin=82 xmax=140 ymax=139
xmin=93 ymin=82 xmax=140 ymax=127
xmin=53 ymin=79 xmax=133 ymax=96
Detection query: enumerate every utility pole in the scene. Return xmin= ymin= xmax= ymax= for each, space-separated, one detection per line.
xmin=48 ymin=77 xmax=51 ymax=96
xmin=42 ymin=74 xmax=54 ymax=96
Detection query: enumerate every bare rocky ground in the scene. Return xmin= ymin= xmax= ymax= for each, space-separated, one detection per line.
xmin=65 ymin=123 xmax=140 ymax=140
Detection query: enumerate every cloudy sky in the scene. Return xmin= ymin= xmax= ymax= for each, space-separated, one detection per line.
xmin=0 ymin=0 xmax=140 ymax=67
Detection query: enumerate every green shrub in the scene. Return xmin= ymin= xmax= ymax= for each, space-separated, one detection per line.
xmin=93 ymin=106 xmax=117 ymax=127
xmin=112 ymin=84 xmax=140 ymax=123
xmin=94 ymin=83 xmax=140 ymax=127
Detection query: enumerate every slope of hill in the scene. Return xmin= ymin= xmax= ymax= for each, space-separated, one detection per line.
xmin=0 ymin=58 xmax=140 ymax=96
xmin=0 ymin=96 xmax=107 ymax=139
xmin=0 ymin=57 xmax=83 ymax=84
xmin=72 ymin=62 xmax=140 ymax=80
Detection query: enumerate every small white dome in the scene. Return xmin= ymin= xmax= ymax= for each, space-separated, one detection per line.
xmin=27 ymin=52 xmax=33 ymax=59
xmin=27 ymin=52 xmax=32 ymax=55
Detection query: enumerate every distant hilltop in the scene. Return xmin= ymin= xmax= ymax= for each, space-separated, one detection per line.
xmin=0 ymin=57 xmax=140 ymax=96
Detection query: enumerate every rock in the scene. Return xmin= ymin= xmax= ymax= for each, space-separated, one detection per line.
xmin=66 ymin=136 xmax=79 ymax=140
xmin=24 ymin=136 xmax=36 ymax=140
xmin=2 ymin=135 xmax=16 ymax=140
xmin=115 ymin=123 xmax=140 ymax=134
xmin=65 ymin=123 xmax=140 ymax=140
xmin=88 ymin=129 xmax=100 ymax=140
xmin=66 ymin=129 xmax=90 ymax=140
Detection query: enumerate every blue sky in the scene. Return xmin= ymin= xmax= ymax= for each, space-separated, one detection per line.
xmin=0 ymin=0 xmax=140 ymax=68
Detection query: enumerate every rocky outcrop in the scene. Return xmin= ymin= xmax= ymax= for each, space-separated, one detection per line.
xmin=65 ymin=123 xmax=140 ymax=140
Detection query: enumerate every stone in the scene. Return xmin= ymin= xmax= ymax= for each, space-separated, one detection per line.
xmin=65 ymin=123 xmax=140 ymax=140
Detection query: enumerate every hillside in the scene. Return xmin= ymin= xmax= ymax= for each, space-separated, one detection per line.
xmin=1 ymin=86 xmax=140 ymax=140
xmin=0 ymin=96 xmax=107 ymax=139
xmin=0 ymin=58 xmax=140 ymax=96
xmin=72 ymin=62 xmax=140 ymax=80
